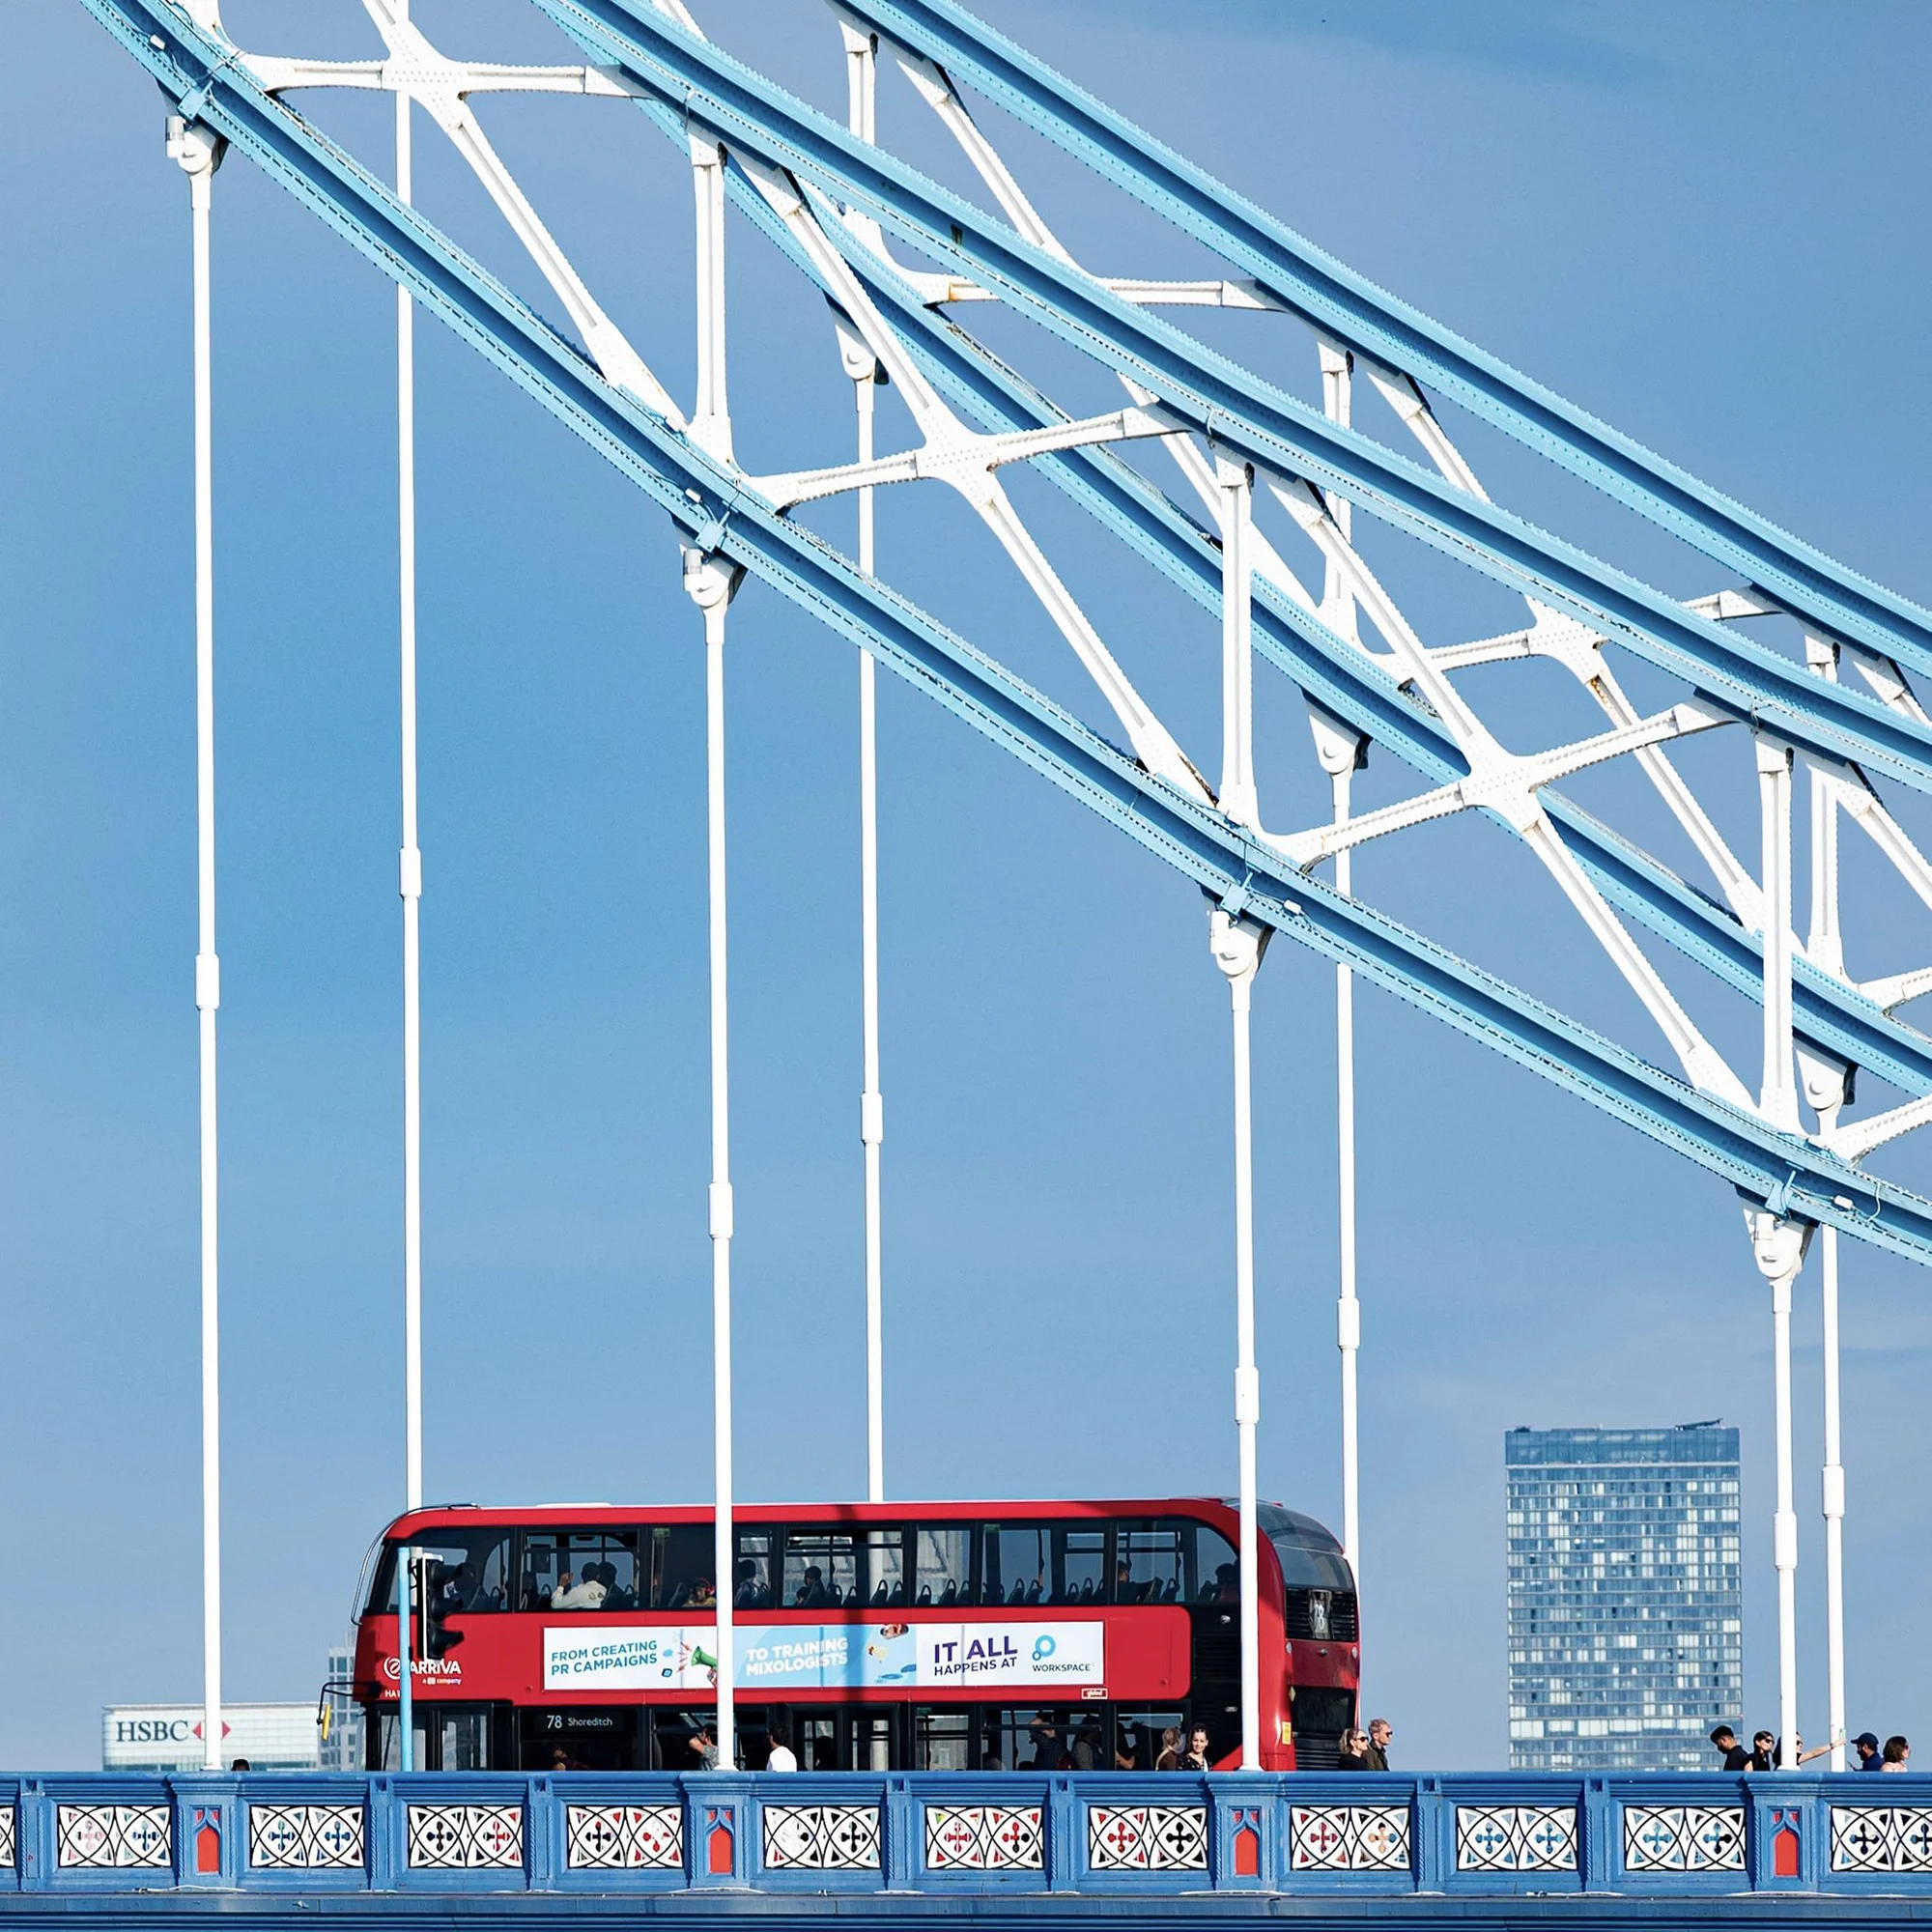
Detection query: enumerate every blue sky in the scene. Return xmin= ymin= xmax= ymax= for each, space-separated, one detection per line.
xmin=3 ymin=0 xmax=1929 ymax=1770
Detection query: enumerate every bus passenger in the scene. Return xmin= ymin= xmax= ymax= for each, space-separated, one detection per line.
xmin=552 ymin=1568 xmax=608 ymax=1611
xmin=734 ymin=1558 xmax=767 ymax=1607
xmin=1027 ymin=1712 xmax=1063 ymax=1770
xmin=794 ymin=1565 xmax=831 ymax=1608
xmin=1114 ymin=1725 xmax=1141 ymax=1771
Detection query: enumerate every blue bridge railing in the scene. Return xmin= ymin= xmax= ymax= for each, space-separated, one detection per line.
xmin=0 ymin=1771 xmax=1928 ymax=1897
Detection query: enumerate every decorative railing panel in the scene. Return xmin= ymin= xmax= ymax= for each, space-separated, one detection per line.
xmin=1832 ymin=1806 xmax=1932 ymax=1875
xmin=1456 ymin=1804 xmax=1577 ymax=1873
xmin=405 ymin=1803 xmax=522 ymax=1870
xmin=763 ymin=1804 xmax=881 ymax=1871
xmin=1290 ymin=1804 xmax=1410 ymax=1871
xmin=248 ymin=1804 xmax=364 ymax=1871
xmin=924 ymin=1804 xmax=1043 ymax=1871
xmin=0 ymin=1773 xmax=1928 ymax=1895
xmin=55 ymin=1804 xmax=171 ymax=1870
xmin=1087 ymin=1804 xmax=1208 ymax=1872
xmin=564 ymin=1804 xmax=681 ymax=1871
xmin=1622 ymin=1804 xmax=1747 ymax=1873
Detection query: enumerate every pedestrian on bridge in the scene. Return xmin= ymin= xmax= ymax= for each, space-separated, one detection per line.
xmin=1710 ymin=1726 xmax=1750 ymax=1770
xmin=1854 ymin=1732 xmax=1883 ymax=1771
xmin=1365 ymin=1719 xmax=1392 ymax=1770
xmin=1882 ymin=1737 xmax=1913 ymax=1771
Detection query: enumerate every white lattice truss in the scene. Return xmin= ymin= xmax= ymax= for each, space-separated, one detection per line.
xmin=136 ymin=0 xmax=1932 ymax=1235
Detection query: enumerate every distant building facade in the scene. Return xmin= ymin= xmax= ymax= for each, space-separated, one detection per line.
xmin=1506 ymin=1423 xmax=1743 ymax=1772
xmin=103 ymin=1650 xmax=353 ymax=1772
xmin=101 ymin=1703 xmax=320 ymax=1773
xmin=321 ymin=1643 xmax=359 ymax=1772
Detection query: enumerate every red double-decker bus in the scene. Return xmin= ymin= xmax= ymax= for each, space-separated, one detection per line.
xmin=348 ymin=1498 xmax=1357 ymax=1773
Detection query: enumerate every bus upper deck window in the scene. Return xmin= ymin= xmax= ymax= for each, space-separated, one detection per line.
xmin=1186 ymin=1520 xmax=1238 ymax=1602
xmin=1118 ymin=1521 xmax=1186 ymax=1604
xmin=864 ymin=1529 xmax=908 ymax=1607
xmin=523 ymin=1529 xmax=641 ymax=1612
xmin=782 ymin=1530 xmax=857 ymax=1607
xmin=1054 ymin=1524 xmax=1108 ymax=1605
xmin=983 ymin=1524 xmax=1049 ymax=1606
xmin=915 ymin=1526 xmax=972 ymax=1605
xmin=655 ymin=1524 xmax=715 ymax=1609
xmin=366 ymin=1531 xmax=512 ymax=1617
xmin=733 ymin=1529 xmax=775 ymax=1608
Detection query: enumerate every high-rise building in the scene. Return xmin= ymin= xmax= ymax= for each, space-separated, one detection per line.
xmin=1506 ymin=1423 xmax=1743 ymax=1772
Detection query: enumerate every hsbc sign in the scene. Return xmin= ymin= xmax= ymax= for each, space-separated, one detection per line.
xmin=114 ymin=1717 xmax=213 ymax=1747
xmin=101 ymin=1704 xmax=318 ymax=1771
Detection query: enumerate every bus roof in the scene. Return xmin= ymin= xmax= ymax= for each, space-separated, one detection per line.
xmin=378 ymin=1496 xmax=1293 ymax=1537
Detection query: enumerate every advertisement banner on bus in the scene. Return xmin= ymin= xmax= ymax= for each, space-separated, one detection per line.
xmin=542 ymin=1619 xmax=1105 ymax=1692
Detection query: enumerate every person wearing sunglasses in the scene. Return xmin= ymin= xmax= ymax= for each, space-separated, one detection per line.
xmin=1336 ymin=1728 xmax=1373 ymax=1771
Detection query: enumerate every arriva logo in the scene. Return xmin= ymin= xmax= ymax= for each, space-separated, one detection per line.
xmin=381 ymin=1655 xmax=463 ymax=1682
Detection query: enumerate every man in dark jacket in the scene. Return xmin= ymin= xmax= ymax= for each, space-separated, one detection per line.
xmin=1364 ymin=1719 xmax=1392 ymax=1771
xmin=1710 ymin=1725 xmax=1750 ymax=1771
xmin=1854 ymin=1732 xmax=1884 ymax=1772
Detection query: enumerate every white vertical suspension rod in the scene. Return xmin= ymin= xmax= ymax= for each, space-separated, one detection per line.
xmin=1802 ymin=630 xmax=1850 ymax=1772
xmin=1210 ymin=444 xmax=1264 ymax=1769
xmin=1772 ymin=1259 xmax=1799 ymax=1771
xmin=690 ymin=133 xmax=732 ymax=464
xmin=1334 ymin=798 xmax=1359 ymax=1584
xmin=1315 ymin=343 xmax=1363 ymax=1620
xmin=1756 ymin=736 xmax=1801 ymax=1133
xmin=686 ymin=111 xmax=740 ymax=1768
xmin=1818 ymin=1177 xmax=1848 ymax=1772
xmin=855 ymin=368 xmax=886 ymax=1506
xmin=1749 ymin=1209 xmax=1808 ymax=1772
xmin=1753 ymin=731 xmax=1803 ymax=1769
xmin=1215 ymin=455 xmax=1258 ymax=828
xmin=844 ymin=23 xmax=887 ymax=1507
xmin=1316 ymin=342 xmax=1359 ymax=643
xmin=168 ymin=109 xmax=226 ymax=1775
xmin=395 ymin=13 xmax=425 ymax=1517
xmin=1310 ymin=708 xmax=1366 ymax=1599
xmin=688 ymin=550 xmax=743 ymax=1771
xmin=1210 ymin=907 xmax=1268 ymax=1773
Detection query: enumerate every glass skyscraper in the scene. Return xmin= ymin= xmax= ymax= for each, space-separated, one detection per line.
xmin=1506 ymin=1423 xmax=1743 ymax=1772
